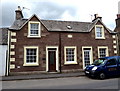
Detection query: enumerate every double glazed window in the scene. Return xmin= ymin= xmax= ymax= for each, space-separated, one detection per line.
xmin=95 ymin=25 xmax=105 ymax=39
xmin=24 ymin=46 xmax=39 ymax=66
xmin=26 ymin=49 xmax=37 ymax=63
xmin=66 ymin=48 xmax=75 ymax=62
xmin=96 ymin=27 xmax=102 ymax=37
xmin=30 ymin=23 xmax=39 ymax=36
xmin=99 ymin=48 xmax=106 ymax=58
xmin=28 ymin=21 xmax=40 ymax=37
xmin=98 ymin=47 xmax=108 ymax=58
xmin=64 ymin=47 xmax=77 ymax=64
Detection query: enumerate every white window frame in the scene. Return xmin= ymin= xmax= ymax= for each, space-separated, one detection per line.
xmin=82 ymin=46 xmax=93 ymax=69
xmin=95 ymin=25 xmax=105 ymax=39
xmin=64 ymin=46 xmax=77 ymax=65
xmin=23 ymin=46 xmax=39 ymax=66
xmin=28 ymin=21 xmax=41 ymax=38
xmin=98 ymin=46 xmax=109 ymax=58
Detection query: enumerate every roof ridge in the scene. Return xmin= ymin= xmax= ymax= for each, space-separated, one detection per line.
xmin=41 ymin=19 xmax=92 ymax=24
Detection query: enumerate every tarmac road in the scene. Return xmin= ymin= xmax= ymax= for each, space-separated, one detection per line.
xmin=2 ymin=76 xmax=119 ymax=89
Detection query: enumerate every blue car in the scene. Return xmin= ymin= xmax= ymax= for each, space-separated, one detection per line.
xmin=84 ymin=56 xmax=120 ymax=79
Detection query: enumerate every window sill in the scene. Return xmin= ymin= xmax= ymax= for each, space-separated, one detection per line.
xmin=95 ymin=37 xmax=105 ymax=40
xmin=23 ymin=63 xmax=39 ymax=66
xmin=27 ymin=36 xmax=41 ymax=38
xmin=64 ymin=61 xmax=77 ymax=65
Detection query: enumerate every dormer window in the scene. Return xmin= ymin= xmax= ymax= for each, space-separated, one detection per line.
xmin=28 ymin=21 xmax=41 ymax=38
xmin=95 ymin=25 xmax=105 ymax=39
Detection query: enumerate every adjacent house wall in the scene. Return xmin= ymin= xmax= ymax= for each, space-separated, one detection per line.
xmin=0 ymin=45 xmax=7 ymax=76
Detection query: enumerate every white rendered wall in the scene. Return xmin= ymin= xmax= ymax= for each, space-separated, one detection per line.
xmin=0 ymin=45 xmax=7 ymax=76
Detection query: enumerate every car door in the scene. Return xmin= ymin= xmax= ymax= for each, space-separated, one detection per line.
xmin=105 ymin=58 xmax=118 ymax=76
xmin=118 ymin=57 xmax=120 ymax=75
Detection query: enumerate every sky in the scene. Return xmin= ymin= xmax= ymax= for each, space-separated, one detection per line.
xmin=0 ymin=0 xmax=120 ymax=30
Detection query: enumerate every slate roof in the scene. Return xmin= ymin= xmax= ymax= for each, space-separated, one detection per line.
xmin=9 ymin=19 xmax=27 ymax=30
xmin=0 ymin=28 xmax=8 ymax=45
xmin=9 ymin=14 xmax=114 ymax=33
xmin=41 ymin=20 xmax=93 ymax=32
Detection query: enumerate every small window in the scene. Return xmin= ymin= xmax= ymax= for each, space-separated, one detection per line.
xmin=95 ymin=25 xmax=105 ymax=39
xmin=118 ymin=57 xmax=120 ymax=64
xmin=99 ymin=48 xmax=106 ymax=57
xmin=28 ymin=21 xmax=40 ymax=37
xmin=98 ymin=47 xmax=108 ymax=58
xmin=30 ymin=23 xmax=39 ymax=36
xmin=96 ymin=27 xmax=102 ymax=37
xmin=64 ymin=46 xmax=77 ymax=64
xmin=24 ymin=46 xmax=39 ymax=66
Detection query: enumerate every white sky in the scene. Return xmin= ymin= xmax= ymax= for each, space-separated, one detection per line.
xmin=1 ymin=0 xmax=120 ymax=30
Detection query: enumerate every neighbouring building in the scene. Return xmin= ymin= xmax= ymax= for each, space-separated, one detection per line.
xmin=114 ymin=14 xmax=120 ymax=56
xmin=0 ymin=28 xmax=8 ymax=76
xmin=8 ymin=6 xmax=117 ymax=75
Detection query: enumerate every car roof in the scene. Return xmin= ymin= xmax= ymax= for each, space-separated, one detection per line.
xmin=100 ymin=56 xmax=120 ymax=60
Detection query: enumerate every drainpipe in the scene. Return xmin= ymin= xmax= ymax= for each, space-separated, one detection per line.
xmin=59 ymin=32 xmax=62 ymax=73
xmin=6 ymin=30 xmax=11 ymax=76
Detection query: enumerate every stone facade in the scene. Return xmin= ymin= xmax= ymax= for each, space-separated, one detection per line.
xmin=8 ymin=6 xmax=116 ymax=75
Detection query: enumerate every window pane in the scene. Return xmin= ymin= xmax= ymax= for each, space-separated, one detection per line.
xmin=96 ymin=27 xmax=102 ymax=38
xmin=84 ymin=50 xmax=90 ymax=67
xmin=99 ymin=48 xmax=106 ymax=58
xmin=66 ymin=48 xmax=75 ymax=62
xmin=30 ymin=23 xmax=39 ymax=36
xmin=26 ymin=48 xmax=37 ymax=63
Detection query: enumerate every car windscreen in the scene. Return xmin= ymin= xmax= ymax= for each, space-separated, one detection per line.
xmin=92 ymin=58 xmax=106 ymax=66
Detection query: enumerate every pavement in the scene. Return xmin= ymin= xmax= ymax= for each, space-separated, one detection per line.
xmin=1 ymin=71 xmax=85 ymax=81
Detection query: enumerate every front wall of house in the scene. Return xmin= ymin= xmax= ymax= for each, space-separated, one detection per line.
xmin=9 ymin=16 xmax=116 ymax=74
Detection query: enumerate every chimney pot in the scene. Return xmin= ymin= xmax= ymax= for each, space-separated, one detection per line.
xmin=94 ymin=14 xmax=98 ymax=19
xmin=92 ymin=14 xmax=102 ymax=22
xmin=17 ymin=6 xmax=21 ymax=11
xmin=117 ymin=14 xmax=120 ymax=19
xmin=15 ymin=6 xmax=23 ymax=20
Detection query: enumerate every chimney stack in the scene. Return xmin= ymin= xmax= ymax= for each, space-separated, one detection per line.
xmin=115 ymin=14 xmax=120 ymax=28
xmin=15 ymin=6 xmax=23 ymax=20
xmin=92 ymin=14 xmax=102 ymax=22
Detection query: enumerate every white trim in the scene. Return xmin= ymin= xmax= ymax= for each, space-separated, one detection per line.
xmin=11 ymin=45 xmax=15 ymax=49
xmin=11 ymin=32 xmax=16 ymax=36
xmin=23 ymin=46 xmax=39 ymax=66
xmin=112 ymin=35 xmax=116 ymax=38
xmin=27 ymin=21 xmax=41 ymax=38
xmin=98 ymin=46 xmax=109 ymax=58
xmin=64 ymin=46 xmax=77 ymax=65
xmin=113 ymin=40 xmax=116 ymax=44
xmin=11 ymin=39 xmax=16 ymax=42
xmin=114 ymin=50 xmax=117 ymax=54
xmin=10 ymin=51 xmax=15 ymax=55
xmin=10 ymin=65 xmax=15 ymax=69
xmin=46 ymin=46 xmax=59 ymax=72
xmin=113 ymin=45 xmax=117 ymax=49
xmin=67 ymin=34 xmax=73 ymax=38
xmin=82 ymin=46 xmax=93 ymax=69
xmin=10 ymin=58 xmax=15 ymax=62
xmin=95 ymin=25 xmax=105 ymax=39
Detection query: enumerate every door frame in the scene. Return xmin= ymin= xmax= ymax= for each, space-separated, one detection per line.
xmin=46 ymin=46 xmax=59 ymax=72
xmin=82 ymin=46 xmax=93 ymax=69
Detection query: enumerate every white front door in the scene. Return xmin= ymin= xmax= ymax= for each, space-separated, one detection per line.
xmin=82 ymin=47 xmax=93 ymax=69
